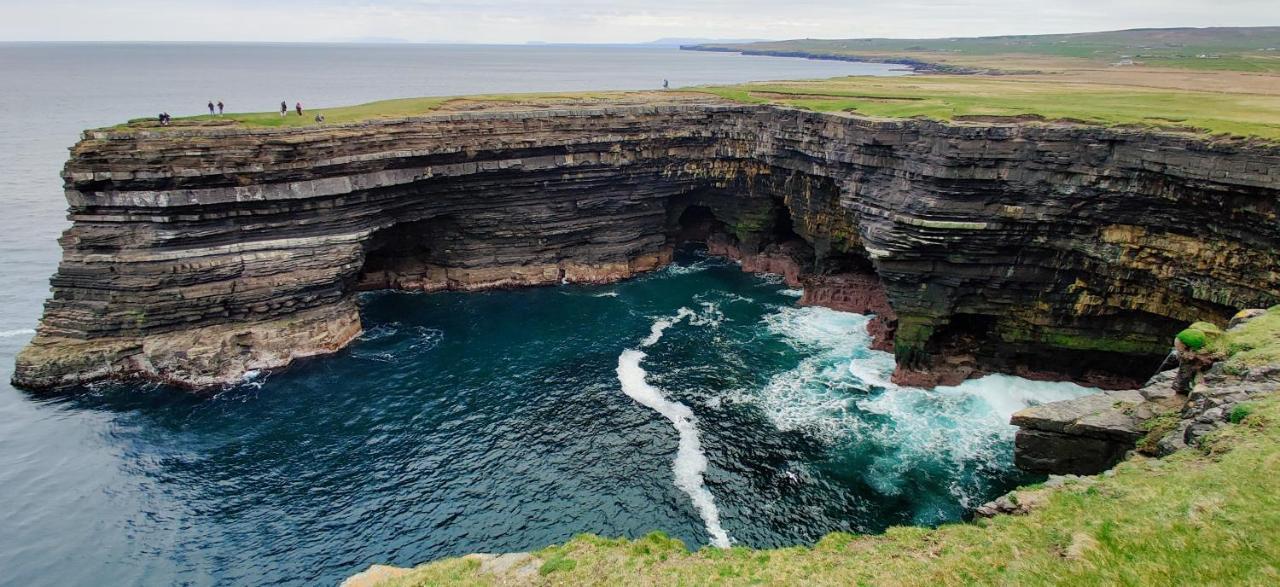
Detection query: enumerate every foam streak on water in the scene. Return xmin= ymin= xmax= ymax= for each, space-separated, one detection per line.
xmin=617 ymin=309 xmax=731 ymax=548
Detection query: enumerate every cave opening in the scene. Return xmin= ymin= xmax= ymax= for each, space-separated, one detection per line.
xmin=672 ymin=204 xmax=727 ymax=245
xmin=769 ymin=201 xmax=802 ymax=246
xmin=355 ymin=215 xmax=457 ymax=291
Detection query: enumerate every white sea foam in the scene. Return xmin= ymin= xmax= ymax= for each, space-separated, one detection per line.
xmin=352 ymin=351 xmax=397 ymax=363
xmin=779 ymin=288 xmax=804 ymax=298
xmin=617 ymin=308 xmax=732 ymax=548
xmin=0 ymin=328 xmax=35 ymax=338
xmin=411 ymin=327 xmax=444 ymax=352
xmin=745 ymin=305 xmax=1100 ymax=508
xmin=641 ymin=307 xmax=695 ymax=346
xmin=593 ymin=291 xmax=620 ymax=298
xmin=358 ymin=323 xmax=400 ymax=342
xmin=663 ymin=259 xmax=713 ymax=276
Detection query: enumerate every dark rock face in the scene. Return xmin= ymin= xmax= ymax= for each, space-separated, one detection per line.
xmin=13 ymin=101 xmax=1280 ymax=390
xmin=1011 ymin=389 xmax=1148 ymax=475
xmin=1011 ymin=308 xmax=1279 ymax=475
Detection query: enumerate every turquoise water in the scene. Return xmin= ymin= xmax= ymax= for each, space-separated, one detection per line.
xmin=4 ymin=251 xmax=1094 ymax=584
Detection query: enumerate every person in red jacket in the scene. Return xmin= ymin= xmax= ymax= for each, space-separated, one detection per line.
xmin=296 ymin=102 xmax=303 ymax=117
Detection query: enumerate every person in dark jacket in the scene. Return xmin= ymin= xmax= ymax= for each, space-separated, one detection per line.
xmin=217 ymin=101 xmax=224 ymax=115
xmin=207 ymin=101 xmax=215 ymax=115
xmin=280 ymin=101 xmax=288 ymax=117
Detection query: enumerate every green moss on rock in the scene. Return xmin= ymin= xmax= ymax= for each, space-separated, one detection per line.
xmin=1177 ymin=321 xmax=1224 ymax=351
xmin=1178 ymin=328 xmax=1209 ymax=350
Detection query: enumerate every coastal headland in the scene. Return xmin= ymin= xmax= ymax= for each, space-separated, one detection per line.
xmin=12 ymin=27 xmax=1280 ymax=585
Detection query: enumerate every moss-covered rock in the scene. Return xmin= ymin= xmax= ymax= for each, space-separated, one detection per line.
xmin=1177 ymin=328 xmax=1207 ymax=350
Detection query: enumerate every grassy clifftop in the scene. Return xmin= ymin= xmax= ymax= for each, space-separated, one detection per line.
xmin=127 ymin=74 xmax=1280 ymax=141
xmin=699 ymin=76 xmax=1280 ymax=140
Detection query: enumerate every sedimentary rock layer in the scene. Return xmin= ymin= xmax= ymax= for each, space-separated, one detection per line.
xmin=14 ymin=98 xmax=1280 ymax=389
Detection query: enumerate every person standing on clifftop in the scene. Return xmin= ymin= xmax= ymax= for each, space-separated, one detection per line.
xmin=207 ymin=101 xmax=215 ymax=115
xmin=217 ymin=101 xmax=224 ymax=115
xmin=280 ymin=101 xmax=288 ymax=117
xmin=663 ymin=79 xmax=669 ymax=89
xmin=296 ymin=102 xmax=303 ymax=117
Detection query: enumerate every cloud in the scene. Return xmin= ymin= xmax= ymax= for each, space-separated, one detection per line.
xmin=0 ymin=0 xmax=1277 ymax=42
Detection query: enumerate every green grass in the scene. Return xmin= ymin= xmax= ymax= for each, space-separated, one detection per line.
xmin=121 ymin=91 xmax=631 ymax=129
xmin=112 ymin=69 xmax=1280 ymax=141
xmin=199 ymin=96 xmax=451 ymax=127
xmin=695 ymin=76 xmax=1280 ymax=140
xmin=125 ymin=76 xmax=1280 ymax=141
xmin=1211 ymin=307 xmax=1280 ymax=371
xmin=377 ymin=394 xmax=1280 ymax=586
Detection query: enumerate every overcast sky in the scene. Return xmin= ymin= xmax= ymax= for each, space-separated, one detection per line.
xmin=3 ymin=1 xmax=1278 ymax=43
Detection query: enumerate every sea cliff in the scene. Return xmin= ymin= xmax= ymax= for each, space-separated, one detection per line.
xmin=13 ymin=97 xmax=1280 ymax=390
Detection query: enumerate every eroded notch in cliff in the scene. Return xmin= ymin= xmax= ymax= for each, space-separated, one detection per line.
xmin=671 ymin=205 xmax=727 ymax=245
xmin=356 ymin=216 xmax=459 ymax=291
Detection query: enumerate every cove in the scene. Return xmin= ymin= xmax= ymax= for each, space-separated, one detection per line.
xmin=24 ymin=251 xmax=1094 ymax=585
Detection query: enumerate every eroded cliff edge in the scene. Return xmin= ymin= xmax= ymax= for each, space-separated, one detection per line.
xmin=13 ymin=98 xmax=1280 ymax=390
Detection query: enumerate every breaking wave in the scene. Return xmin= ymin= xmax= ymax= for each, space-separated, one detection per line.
xmin=741 ymin=305 xmax=1099 ymax=512
xmin=617 ymin=308 xmax=732 ymax=548
xmin=662 ymin=258 xmax=715 ymax=276
xmin=0 ymin=328 xmax=35 ymax=338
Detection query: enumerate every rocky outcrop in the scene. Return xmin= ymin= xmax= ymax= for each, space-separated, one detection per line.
xmin=13 ymin=97 xmax=1280 ymax=390
xmin=1012 ymin=308 xmax=1278 ymax=475
xmin=1011 ymin=387 xmax=1157 ymax=475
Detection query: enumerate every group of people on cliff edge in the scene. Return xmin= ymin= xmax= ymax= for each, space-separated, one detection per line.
xmin=281 ymin=100 xmax=304 ymax=117
xmin=279 ymin=100 xmax=325 ymax=124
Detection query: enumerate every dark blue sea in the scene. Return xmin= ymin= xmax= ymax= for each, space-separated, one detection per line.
xmin=0 ymin=44 xmax=1093 ymax=586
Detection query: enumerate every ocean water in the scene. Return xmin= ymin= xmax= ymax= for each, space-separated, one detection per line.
xmin=0 ymin=44 xmax=1094 ymax=586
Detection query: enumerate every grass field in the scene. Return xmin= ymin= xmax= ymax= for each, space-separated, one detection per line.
xmin=128 ymin=91 xmax=642 ymax=129
xmin=136 ymin=73 xmax=1280 ymax=142
xmin=696 ymin=75 xmax=1280 ymax=139
xmin=132 ymin=75 xmax=1280 ymax=141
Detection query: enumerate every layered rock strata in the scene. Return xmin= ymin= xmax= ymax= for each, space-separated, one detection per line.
xmin=14 ymin=98 xmax=1280 ymax=390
